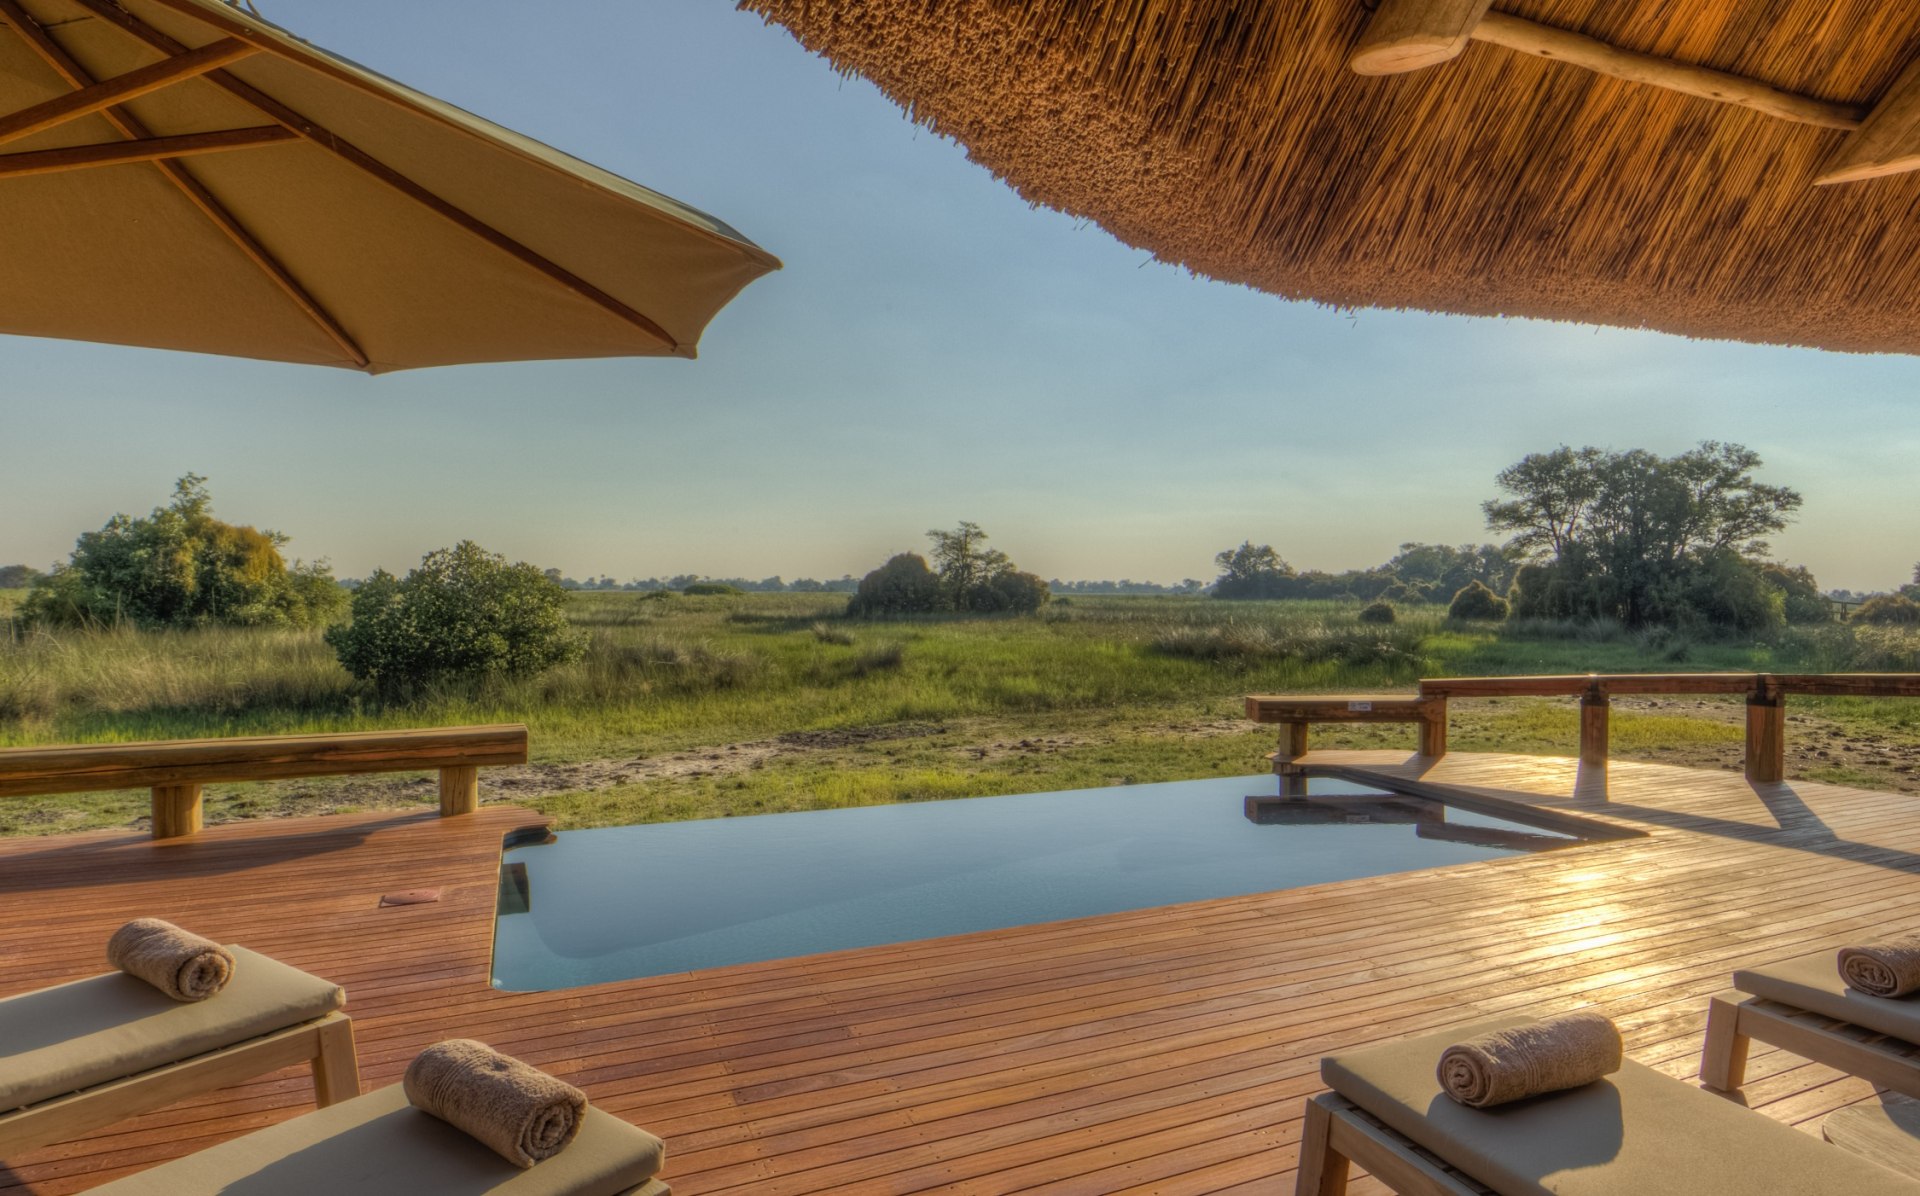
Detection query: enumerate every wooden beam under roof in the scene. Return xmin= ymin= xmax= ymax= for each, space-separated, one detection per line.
xmin=1351 ymin=1 xmax=1865 ymax=133
xmin=1473 ymin=13 xmax=1863 ymax=131
xmin=1818 ymin=57 xmax=1920 ymax=184
xmin=1349 ymin=0 xmax=1494 ymax=76
xmin=0 ymin=36 xmax=252 ymax=147
xmin=0 ymin=0 xmax=371 ymax=369
xmin=66 ymin=0 xmax=685 ymax=356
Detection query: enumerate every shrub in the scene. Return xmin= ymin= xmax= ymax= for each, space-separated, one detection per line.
xmin=848 ymin=642 xmax=907 ymax=676
xmin=974 ymin=569 xmax=1052 ymax=614
xmin=1856 ymin=594 xmax=1920 ymax=626
xmin=18 ymin=475 xmax=344 ymax=630
xmin=325 ymin=541 xmax=583 ymax=700
xmin=846 ymin=553 xmax=944 ymax=617
xmin=1150 ymin=619 xmax=1424 ymax=668
xmin=1358 ymin=600 xmax=1396 ymax=624
xmin=680 ymin=582 xmax=742 ymax=596
xmin=810 ymin=621 xmax=856 ymax=645
xmin=1448 ymin=580 xmax=1510 ymax=622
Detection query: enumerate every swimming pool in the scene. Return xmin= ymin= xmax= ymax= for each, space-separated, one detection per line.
xmin=491 ymin=774 xmax=1589 ymax=991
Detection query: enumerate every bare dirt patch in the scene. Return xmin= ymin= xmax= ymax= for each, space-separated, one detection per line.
xmin=262 ymin=722 xmax=957 ymax=810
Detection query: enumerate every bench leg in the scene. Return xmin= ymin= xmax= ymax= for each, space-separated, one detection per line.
xmin=1296 ymin=1096 xmax=1351 ymax=1196
xmin=1700 ymin=993 xmax=1751 ymax=1092
xmin=312 ymin=1015 xmax=362 ymax=1106
xmin=151 ymin=783 xmax=203 ymax=840
xmin=1279 ymin=722 xmax=1310 ymax=763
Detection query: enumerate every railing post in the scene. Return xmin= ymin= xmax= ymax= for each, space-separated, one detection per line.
xmin=1580 ymin=677 xmax=1610 ymax=770
xmin=1745 ymin=675 xmax=1786 ymax=783
xmin=150 ymin=783 xmax=203 ymax=839
xmin=438 ymin=765 xmax=479 ymax=816
xmin=1418 ymin=698 xmax=1448 ymax=757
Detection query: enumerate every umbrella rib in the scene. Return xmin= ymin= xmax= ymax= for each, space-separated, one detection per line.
xmin=0 ymin=127 xmax=295 ymax=176
xmin=65 ymin=0 xmax=685 ymax=356
xmin=0 ymin=0 xmax=371 ymax=370
xmin=0 ymin=35 xmax=254 ymax=147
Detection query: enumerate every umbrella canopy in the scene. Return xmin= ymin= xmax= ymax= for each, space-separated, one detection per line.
xmin=0 ymin=0 xmax=779 ymax=372
xmin=742 ymin=0 xmax=1920 ymax=355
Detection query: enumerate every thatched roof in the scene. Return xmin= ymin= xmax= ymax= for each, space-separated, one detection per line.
xmin=739 ymin=0 xmax=1920 ymax=354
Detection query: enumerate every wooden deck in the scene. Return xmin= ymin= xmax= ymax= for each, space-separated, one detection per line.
xmin=5 ymin=751 xmax=1920 ymax=1193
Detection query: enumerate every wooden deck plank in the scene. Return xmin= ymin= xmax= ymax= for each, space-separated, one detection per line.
xmin=2 ymin=752 xmax=1919 ymax=1191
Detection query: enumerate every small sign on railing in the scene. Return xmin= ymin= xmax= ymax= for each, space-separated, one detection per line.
xmin=1347 ymin=701 xmax=1373 ymax=712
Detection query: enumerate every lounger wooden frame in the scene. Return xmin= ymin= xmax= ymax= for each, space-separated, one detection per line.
xmin=0 ymin=1010 xmax=358 ymax=1157
xmin=1701 ymin=989 xmax=1920 ymax=1100
xmin=1296 ymin=1093 xmax=1492 ymax=1196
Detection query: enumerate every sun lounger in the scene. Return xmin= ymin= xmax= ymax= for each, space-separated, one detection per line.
xmin=1297 ymin=1016 xmax=1920 ymax=1195
xmin=0 ymin=946 xmax=356 ymax=1157
xmin=84 ymin=1083 xmax=668 ymax=1195
xmin=1701 ymin=950 xmax=1920 ymax=1099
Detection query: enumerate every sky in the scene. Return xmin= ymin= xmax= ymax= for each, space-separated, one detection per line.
xmin=3 ymin=0 xmax=1918 ymax=591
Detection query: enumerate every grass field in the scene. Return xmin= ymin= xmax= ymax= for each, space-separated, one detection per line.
xmin=5 ymin=588 xmax=1920 ymax=836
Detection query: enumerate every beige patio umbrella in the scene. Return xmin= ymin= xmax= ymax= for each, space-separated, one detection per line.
xmin=0 ymin=0 xmax=778 ymax=372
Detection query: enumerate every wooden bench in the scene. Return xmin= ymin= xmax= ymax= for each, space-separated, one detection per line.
xmin=1418 ymin=673 xmax=1920 ymax=782
xmin=1244 ymin=694 xmax=1447 ymax=763
xmin=0 ymin=725 xmax=529 ymax=839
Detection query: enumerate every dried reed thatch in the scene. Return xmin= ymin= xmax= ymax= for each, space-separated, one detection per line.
xmin=739 ymin=0 xmax=1920 ymax=354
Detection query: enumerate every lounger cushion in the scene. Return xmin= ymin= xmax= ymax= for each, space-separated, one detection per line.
xmin=1736 ymin=951 xmax=1920 ymax=1045
xmin=87 ymin=1084 xmax=666 ymax=1196
xmin=0 ymin=946 xmax=344 ymax=1111
xmin=1322 ymin=1016 xmax=1920 ymax=1195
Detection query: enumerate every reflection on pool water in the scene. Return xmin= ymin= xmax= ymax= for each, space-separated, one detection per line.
xmin=491 ymin=774 xmax=1584 ymax=991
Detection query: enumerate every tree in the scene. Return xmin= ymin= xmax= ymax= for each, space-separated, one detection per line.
xmin=18 ymin=475 xmax=343 ymax=629
xmin=1211 ymin=542 xmax=1294 ymax=599
xmin=919 ymin=522 xmax=1049 ymax=612
xmin=846 ymin=553 xmax=945 ymax=617
xmin=0 ymin=564 xmax=41 ymax=589
xmin=1486 ymin=442 xmax=1801 ymax=631
xmin=1388 ymin=542 xmax=1517 ymax=596
xmin=926 ymin=522 xmax=1012 ymax=609
xmin=1482 ymin=447 xmax=1606 ymax=559
xmin=1759 ymin=563 xmax=1831 ymax=625
xmin=325 ymin=541 xmax=583 ymax=700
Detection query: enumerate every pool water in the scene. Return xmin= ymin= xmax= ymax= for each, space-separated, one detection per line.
xmin=491 ymin=774 xmax=1585 ymax=991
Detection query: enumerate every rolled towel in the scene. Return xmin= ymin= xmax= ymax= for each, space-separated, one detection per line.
xmin=1839 ymin=937 xmax=1920 ymax=998
xmin=1436 ymin=1011 xmax=1623 ymax=1108
xmin=404 ymin=1039 xmax=586 ymax=1168
xmin=106 ymin=918 xmax=235 ymax=1002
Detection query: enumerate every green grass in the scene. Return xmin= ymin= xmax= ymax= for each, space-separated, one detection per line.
xmin=0 ymin=593 xmax=1446 ymax=755
xmin=6 ymin=591 xmax=1920 ymax=836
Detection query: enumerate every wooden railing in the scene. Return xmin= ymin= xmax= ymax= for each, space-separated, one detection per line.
xmin=0 ymin=725 xmax=529 ymax=839
xmin=1250 ymin=675 xmax=1920 ymax=785
xmin=1418 ymin=674 xmax=1920 ymax=783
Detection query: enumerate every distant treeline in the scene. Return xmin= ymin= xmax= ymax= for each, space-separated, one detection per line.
xmin=525 ymin=574 xmax=1206 ymax=596
xmin=540 ymin=572 xmax=862 ymax=593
